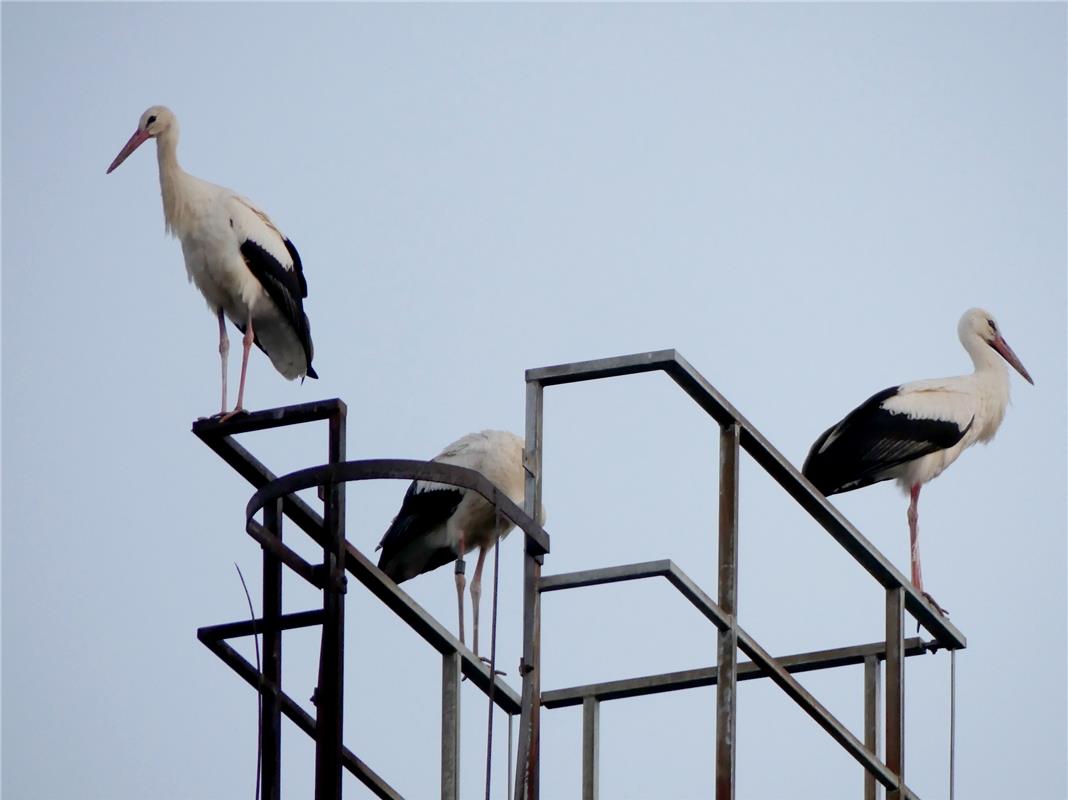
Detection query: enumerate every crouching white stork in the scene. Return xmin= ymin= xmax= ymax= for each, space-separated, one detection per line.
xmin=802 ymin=308 xmax=1033 ymax=612
xmin=377 ymin=430 xmax=542 ymax=657
xmin=107 ymin=106 xmax=316 ymax=419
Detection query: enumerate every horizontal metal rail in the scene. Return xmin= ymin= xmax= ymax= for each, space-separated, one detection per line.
xmin=540 ymin=560 xmax=730 ymax=630
xmin=198 ymin=610 xmax=326 ymax=642
xmin=527 ymin=351 xmax=965 ymax=650
xmin=542 ymin=638 xmax=930 ymax=708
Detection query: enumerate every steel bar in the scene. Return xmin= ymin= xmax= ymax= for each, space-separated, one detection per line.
xmin=441 ymin=652 xmax=461 ymax=800
xmin=514 ymin=380 xmax=545 ymax=800
xmin=581 ymin=697 xmax=599 ymax=800
xmin=886 ymin=588 xmax=905 ymax=799
xmin=734 ymin=627 xmax=913 ymax=793
xmin=864 ymin=655 xmax=883 ymax=800
xmin=541 ymin=639 xmax=928 ymax=709
xmin=191 ymin=398 xmax=344 ymax=437
xmin=246 ymin=519 xmax=322 ymax=588
xmin=262 ymin=497 xmax=283 ymax=800
xmin=716 ymin=424 xmax=740 ymax=800
xmin=198 ymin=635 xmax=403 ymax=800
xmin=198 ymin=610 xmax=326 ymax=642
xmin=525 ymin=351 xmax=965 ymax=650
xmin=539 ymin=559 xmax=731 ymax=632
xmin=314 ymin=405 xmax=346 ymax=800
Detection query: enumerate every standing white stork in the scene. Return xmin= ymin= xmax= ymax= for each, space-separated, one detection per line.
xmin=377 ymin=430 xmax=541 ymax=657
xmin=107 ymin=106 xmax=316 ymax=419
xmin=802 ymin=308 xmax=1033 ymax=611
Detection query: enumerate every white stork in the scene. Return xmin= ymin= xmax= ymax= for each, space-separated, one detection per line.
xmin=107 ymin=106 xmax=316 ymax=419
xmin=802 ymin=308 xmax=1033 ymax=611
xmin=377 ymin=430 xmax=542 ymax=657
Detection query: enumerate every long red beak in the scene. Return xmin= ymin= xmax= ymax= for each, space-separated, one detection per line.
xmin=106 ymin=129 xmax=151 ymax=174
xmin=991 ymin=334 xmax=1034 ymax=385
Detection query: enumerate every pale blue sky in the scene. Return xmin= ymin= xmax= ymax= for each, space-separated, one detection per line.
xmin=3 ymin=3 xmax=1065 ymax=799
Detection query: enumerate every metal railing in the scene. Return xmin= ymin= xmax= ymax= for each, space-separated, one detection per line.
xmin=193 ymin=347 xmax=966 ymax=800
xmin=511 ymin=350 xmax=966 ymax=800
xmin=193 ymin=400 xmax=542 ymax=800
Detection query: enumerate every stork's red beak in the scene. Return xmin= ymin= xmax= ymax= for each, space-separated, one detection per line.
xmin=991 ymin=335 xmax=1034 ymax=385
xmin=106 ymin=129 xmax=150 ymax=174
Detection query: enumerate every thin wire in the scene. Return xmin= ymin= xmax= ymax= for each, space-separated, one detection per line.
xmin=235 ymin=563 xmax=262 ymax=800
xmin=484 ymin=504 xmax=503 ymax=800
xmin=950 ymin=649 xmax=956 ymax=800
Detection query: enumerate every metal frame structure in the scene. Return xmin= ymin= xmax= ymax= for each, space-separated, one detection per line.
xmin=193 ymin=399 xmax=537 ymax=800
xmin=193 ymin=349 xmax=966 ymax=800
xmin=512 ymin=350 xmax=966 ymax=800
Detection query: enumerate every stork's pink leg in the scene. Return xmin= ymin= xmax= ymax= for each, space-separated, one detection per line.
xmin=908 ymin=484 xmax=923 ymax=590
xmin=217 ymin=309 xmax=229 ymax=415
xmin=470 ymin=546 xmax=489 ymax=658
xmin=908 ymin=484 xmax=948 ymax=615
xmin=220 ymin=316 xmax=254 ymax=422
xmin=454 ymin=530 xmax=467 ymax=646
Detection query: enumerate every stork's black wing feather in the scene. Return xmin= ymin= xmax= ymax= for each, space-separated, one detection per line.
xmin=239 ymin=238 xmax=317 ymax=379
xmin=377 ymin=485 xmax=464 ymax=583
xmin=802 ymin=386 xmax=972 ymax=495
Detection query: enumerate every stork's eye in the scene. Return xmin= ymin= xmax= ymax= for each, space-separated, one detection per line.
xmin=147 ymin=115 xmax=157 ymax=125
xmin=987 ymin=319 xmax=997 ymax=331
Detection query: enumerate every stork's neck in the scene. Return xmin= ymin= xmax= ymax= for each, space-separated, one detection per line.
xmin=155 ymin=127 xmax=190 ymax=237
xmin=963 ymin=332 xmax=1009 ymax=381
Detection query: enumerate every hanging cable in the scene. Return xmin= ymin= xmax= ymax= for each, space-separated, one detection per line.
xmin=235 ymin=563 xmax=262 ymax=800
xmin=484 ymin=504 xmax=504 ymax=799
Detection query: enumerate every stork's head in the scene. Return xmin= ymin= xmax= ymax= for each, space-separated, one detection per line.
xmin=958 ymin=308 xmax=1034 ymax=385
xmin=106 ymin=105 xmax=177 ymax=174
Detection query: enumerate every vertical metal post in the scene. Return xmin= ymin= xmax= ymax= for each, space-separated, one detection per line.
xmin=863 ymin=655 xmax=883 ymax=800
xmin=262 ymin=497 xmax=284 ymax=800
xmin=716 ymin=423 xmax=740 ymax=800
xmin=514 ymin=380 xmax=544 ymax=800
xmin=441 ymin=651 xmax=461 ymax=800
xmin=581 ymin=696 xmax=600 ymax=800
xmin=314 ymin=405 xmax=347 ymax=800
xmin=885 ymin=588 xmax=905 ymax=800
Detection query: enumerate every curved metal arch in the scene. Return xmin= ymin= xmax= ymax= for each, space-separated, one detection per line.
xmin=245 ymin=458 xmax=550 ymax=557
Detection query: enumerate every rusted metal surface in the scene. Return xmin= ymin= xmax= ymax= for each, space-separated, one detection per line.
xmin=541 ymin=639 xmax=928 ymax=708
xmin=716 ymin=424 xmax=740 ymax=800
xmin=441 ymin=652 xmax=461 ymax=800
xmin=886 ymin=588 xmax=905 ymax=799
xmin=262 ymin=497 xmax=283 ymax=800
xmin=314 ymin=404 xmax=346 ymax=800
xmin=581 ymin=697 xmax=599 ymax=800
xmin=865 ymin=655 xmax=883 ymax=800
xmin=514 ymin=380 xmax=545 ymax=800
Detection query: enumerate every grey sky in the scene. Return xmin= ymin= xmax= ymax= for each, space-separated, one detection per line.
xmin=3 ymin=3 xmax=1065 ymax=799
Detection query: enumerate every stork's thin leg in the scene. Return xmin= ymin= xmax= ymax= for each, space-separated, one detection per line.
xmin=908 ymin=484 xmax=948 ymax=615
xmin=470 ymin=546 xmax=489 ymax=658
xmin=217 ymin=309 xmax=229 ymax=415
xmin=908 ymin=484 xmax=923 ymax=591
xmin=220 ymin=315 xmax=254 ymax=422
xmin=454 ymin=531 xmax=466 ymax=646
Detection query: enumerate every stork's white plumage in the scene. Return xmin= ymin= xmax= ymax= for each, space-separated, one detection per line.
xmin=107 ymin=106 xmax=316 ymax=418
xmin=377 ymin=430 xmax=540 ymax=656
xmin=802 ymin=308 xmax=1033 ymax=610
